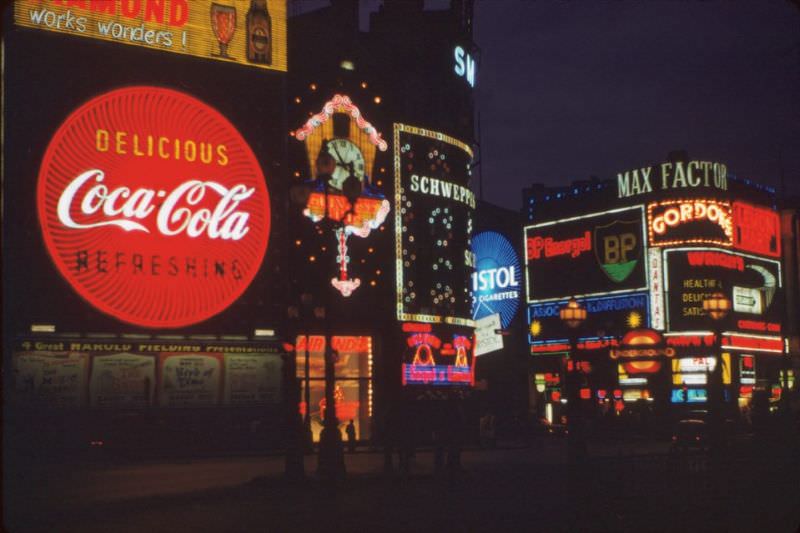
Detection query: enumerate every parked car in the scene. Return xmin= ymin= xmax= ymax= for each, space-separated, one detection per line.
xmin=670 ymin=419 xmax=708 ymax=452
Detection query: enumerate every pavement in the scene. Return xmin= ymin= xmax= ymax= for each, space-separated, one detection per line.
xmin=4 ymin=434 xmax=800 ymax=532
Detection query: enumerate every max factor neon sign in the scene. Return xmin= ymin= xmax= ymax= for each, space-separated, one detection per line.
xmin=618 ymin=160 xmax=728 ymax=199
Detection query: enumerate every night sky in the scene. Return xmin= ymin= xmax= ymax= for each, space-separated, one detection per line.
xmin=473 ymin=0 xmax=800 ymax=209
xmin=300 ymin=1 xmax=799 ymax=209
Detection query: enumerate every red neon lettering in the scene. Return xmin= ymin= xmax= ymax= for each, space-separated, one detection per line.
xmin=168 ymin=0 xmax=188 ymax=26
xmin=407 ymin=333 xmax=442 ymax=348
xmin=144 ymin=0 xmax=164 ymax=22
xmin=737 ymin=320 xmax=779 ymax=333
xmin=90 ymin=1 xmax=115 ymax=14
xmin=526 ymin=231 xmax=591 ymax=260
xmin=331 ymin=336 xmax=370 ymax=353
xmin=58 ymin=0 xmax=188 ymax=27
xmin=723 ymin=335 xmax=783 ymax=352
xmin=686 ymin=251 xmax=744 ymax=271
xmin=733 ymin=202 xmax=781 ymax=257
xmin=666 ymin=335 xmax=717 ymax=347
xmin=120 ymin=0 xmax=141 ymax=17
xmin=401 ymin=322 xmax=432 ymax=333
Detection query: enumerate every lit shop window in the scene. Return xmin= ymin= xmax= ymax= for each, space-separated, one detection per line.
xmin=296 ymin=335 xmax=373 ymax=442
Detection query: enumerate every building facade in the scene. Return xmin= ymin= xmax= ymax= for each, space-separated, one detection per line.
xmin=286 ymin=0 xmax=479 ymax=444
xmin=523 ymin=153 xmax=792 ymax=428
xmin=3 ymin=1 xmax=294 ymax=456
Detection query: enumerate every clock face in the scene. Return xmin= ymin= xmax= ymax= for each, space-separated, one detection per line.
xmin=326 ymin=138 xmax=366 ymax=190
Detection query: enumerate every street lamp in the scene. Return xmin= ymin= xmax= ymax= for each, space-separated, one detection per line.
xmin=560 ymin=298 xmax=587 ymax=464
xmin=703 ymin=292 xmax=731 ymax=447
xmin=288 ymin=144 xmax=363 ymax=483
xmin=560 ymin=298 xmax=588 ymax=329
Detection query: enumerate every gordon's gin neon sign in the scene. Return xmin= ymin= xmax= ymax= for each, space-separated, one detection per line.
xmin=37 ymin=87 xmax=270 ymax=328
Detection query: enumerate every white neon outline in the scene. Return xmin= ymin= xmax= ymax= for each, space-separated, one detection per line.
xmin=523 ymin=205 xmax=648 ymax=304
xmin=662 ymin=246 xmax=783 ymax=331
xmin=646 ymin=198 xmax=733 ymax=248
xmin=393 ymin=123 xmax=475 ymax=327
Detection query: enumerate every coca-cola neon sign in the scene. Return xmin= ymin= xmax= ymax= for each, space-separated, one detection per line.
xmin=37 ymin=87 xmax=270 ymax=328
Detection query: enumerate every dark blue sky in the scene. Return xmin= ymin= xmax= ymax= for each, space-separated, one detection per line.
xmin=300 ymin=1 xmax=800 ymax=210
xmin=473 ymin=0 xmax=800 ymax=209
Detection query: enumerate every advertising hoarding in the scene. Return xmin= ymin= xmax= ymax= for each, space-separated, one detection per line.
xmin=474 ymin=313 xmax=503 ymax=356
xmin=524 ymin=206 xmax=647 ymax=302
xmin=12 ymin=339 xmax=282 ymax=410
xmin=648 ymin=248 xmax=666 ymax=330
xmin=394 ymin=124 xmax=475 ymax=326
xmin=13 ymin=351 xmax=89 ymax=408
xmin=401 ymin=323 xmax=474 ymax=387
xmin=36 ymin=86 xmax=271 ymax=328
xmin=528 ymin=292 xmax=650 ymax=346
xmin=647 ymin=199 xmax=732 ymax=247
xmin=158 ymin=353 xmax=222 ymax=407
xmin=295 ymin=336 xmax=372 ymax=379
xmin=471 ymin=231 xmax=521 ymax=329
xmin=223 ymin=353 xmax=281 ymax=405
xmin=90 ymin=353 xmax=156 ymax=408
xmin=664 ymin=248 xmax=782 ymax=332
xmin=617 ymin=160 xmax=728 ymax=200
xmin=14 ymin=0 xmax=287 ymax=72
xmin=292 ymin=95 xmax=390 ymax=298
xmin=732 ymin=201 xmax=781 ymax=258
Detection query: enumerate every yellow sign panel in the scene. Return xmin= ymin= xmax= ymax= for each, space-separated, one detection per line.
xmin=14 ymin=0 xmax=286 ymax=72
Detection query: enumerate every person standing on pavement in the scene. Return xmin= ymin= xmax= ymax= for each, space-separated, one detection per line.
xmin=346 ymin=419 xmax=357 ymax=452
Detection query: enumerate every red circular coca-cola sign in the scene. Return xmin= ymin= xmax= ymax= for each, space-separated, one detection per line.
xmin=37 ymin=86 xmax=270 ymax=328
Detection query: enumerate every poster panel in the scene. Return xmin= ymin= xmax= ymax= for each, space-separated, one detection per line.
xmin=401 ymin=323 xmax=474 ymax=387
xmin=664 ymin=248 xmax=782 ymax=332
xmin=14 ymin=351 xmax=89 ymax=408
xmin=528 ymin=292 xmax=650 ymax=346
xmin=14 ymin=0 xmax=287 ymax=72
xmin=524 ymin=206 xmax=647 ymax=302
xmin=471 ymin=231 xmax=521 ymax=328
xmin=159 ymin=353 xmax=222 ymax=407
xmin=647 ymin=199 xmax=732 ymax=247
xmin=394 ymin=124 xmax=475 ymax=326
xmin=474 ymin=313 xmax=503 ymax=356
xmin=36 ymin=86 xmax=271 ymax=328
xmin=90 ymin=353 xmax=156 ymax=408
xmin=732 ymin=201 xmax=781 ymax=258
xmin=223 ymin=353 xmax=281 ymax=405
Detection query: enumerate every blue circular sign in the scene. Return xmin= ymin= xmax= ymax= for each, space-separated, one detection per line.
xmin=471 ymin=231 xmax=521 ymax=328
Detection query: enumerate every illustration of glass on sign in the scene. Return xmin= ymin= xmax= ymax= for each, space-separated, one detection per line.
xmin=211 ymin=3 xmax=237 ymax=58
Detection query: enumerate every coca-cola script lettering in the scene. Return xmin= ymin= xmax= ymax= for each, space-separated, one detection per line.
xmin=58 ymin=170 xmax=253 ymax=240
xmin=38 ymin=87 xmax=270 ymax=328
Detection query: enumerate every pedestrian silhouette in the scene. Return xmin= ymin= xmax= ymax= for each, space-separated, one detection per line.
xmin=346 ymin=419 xmax=357 ymax=452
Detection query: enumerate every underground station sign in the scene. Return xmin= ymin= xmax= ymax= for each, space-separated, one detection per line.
xmin=37 ymin=86 xmax=270 ymax=328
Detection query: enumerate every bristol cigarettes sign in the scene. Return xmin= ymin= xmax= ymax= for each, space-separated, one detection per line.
xmin=37 ymin=86 xmax=271 ymax=328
